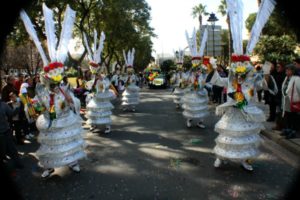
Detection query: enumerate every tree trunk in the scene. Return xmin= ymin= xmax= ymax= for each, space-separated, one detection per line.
xmin=199 ymin=14 xmax=202 ymax=27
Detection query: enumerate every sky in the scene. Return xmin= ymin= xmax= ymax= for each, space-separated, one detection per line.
xmin=146 ymin=0 xmax=259 ymax=57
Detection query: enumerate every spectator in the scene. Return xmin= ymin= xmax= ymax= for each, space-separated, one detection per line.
xmin=272 ymin=62 xmax=286 ymax=130
xmin=212 ymin=65 xmax=227 ymax=104
xmin=7 ymin=92 xmax=28 ymax=145
xmin=22 ymin=75 xmax=35 ymax=98
xmin=255 ymin=64 xmax=263 ymax=102
xmin=281 ymin=64 xmax=300 ymax=139
xmin=262 ymin=61 xmax=278 ymax=122
xmin=0 ymin=95 xmax=24 ymax=169
xmin=294 ymin=57 xmax=300 ymax=76
xmin=1 ymin=75 xmax=18 ymax=102
xmin=14 ymin=73 xmax=24 ymax=93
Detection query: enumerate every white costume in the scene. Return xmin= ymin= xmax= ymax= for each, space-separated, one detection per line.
xmin=20 ymin=4 xmax=85 ymax=178
xmin=171 ymin=50 xmax=186 ymax=108
xmin=210 ymin=0 xmax=276 ymax=171
xmin=83 ymin=30 xmax=115 ymax=133
xmin=182 ymin=28 xmax=209 ymax=128
xmin=121 ymin=48 xmax=140 ymax=111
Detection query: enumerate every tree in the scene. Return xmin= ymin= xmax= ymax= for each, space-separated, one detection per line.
xmin=191 ymin=4 xmax=209 ymax=28
xmin=183 ymin=55 xmax=192 ymax=71
xmin=218 ymin=0 xmax=233 ymax=61
xmin=161 ymin=59 xmax=174 ymax=73
xmin=1 ymin=41 xmax=41 ymax=75
xmin=254 ymin=35 xmax=297 ymax=63
xmin=245 ymin=9 xmax=297 ymax=40
xmin=245 ymin=5 xmax=298 ymax=63
xmin=5 ymin=0 xmax=155 ymax=73
xmin=220 ymin=29 xmax=229 ymax=65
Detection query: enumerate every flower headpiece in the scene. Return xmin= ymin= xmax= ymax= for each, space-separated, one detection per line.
xmin=43 ymin=62 xmax=64 ymax=83
xmin=20 ymin=3 xmax=76 ymax=84
xmin=174 ymin=49 xmax=184 ymax=69
xmin=186 ymin=27 xmax=208 ymax=70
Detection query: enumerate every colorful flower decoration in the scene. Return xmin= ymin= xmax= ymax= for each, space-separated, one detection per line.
xmin=43 ymin=62 xmax=64 ymax=84
xmin=235 ymin=66 xmax=247 ymax=73
xmin=231 ymin=54 xmax=250 ymax=62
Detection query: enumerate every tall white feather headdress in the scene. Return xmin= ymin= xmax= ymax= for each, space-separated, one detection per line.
xmin=174 ymin=49 xmax=185 ymax=64
xmin=123 ymin=48 xmax=135 ymax=68
xmin=246 ymin=0 xmax=276 ymax=54
xmin=225 ymin=0 xmax=276 ymax=75
xmin=185 ymin=27 xmax=208 ymax=66
xmin=83 ymin=30 xmax=106 ymax=74
xmin=226 ymin=0 xmax=276 ymax=56
xmin=20 ymin=3 xmax=76 ymax=83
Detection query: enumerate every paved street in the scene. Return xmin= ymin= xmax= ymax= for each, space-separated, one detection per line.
xmin=16 ymin=88 xmax=299 ymax=200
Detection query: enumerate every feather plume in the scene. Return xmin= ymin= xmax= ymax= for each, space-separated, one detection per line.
xmin=226 ymin=0 xmax=244 ymax=55
xmin=246 ymin=0 xmax=276 ymax=54
xmin=93 ymin=29 xmax=97 ymax=61
xmin=95 ymin=31 xmax=105 ymax=64
xmin=130 ymin=48 xmax=135 ymax=66
xmin=199 ymin=28 xmax=208 ymax=57
xmin=42 ymin=3 xmax=57 ymax=62
xmin=83 ymin=32 xmax=93 ymax=61
xmin=185 ymin=30 xmax=195 ymax=57
xmin=20 ymin=10 xmax=49 ymax=66
xmin=123 ymin=50 xmax=128 ymax=66
xmin=56 ymin=5 xmax=76 ymax=63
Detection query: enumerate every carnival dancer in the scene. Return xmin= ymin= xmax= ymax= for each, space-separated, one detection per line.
xmin=82 ymin=31 xmax=115 ymax=134
xmin=121 ymin=48 xmax=140 ymax=112
xmin=209 ymin=0 xmax=276 ymax=171
xmin=171 ymin=49 xmax=186 ymax=109
xmin=182 ymin=28 xmax=209 ymax=128
xmin=20 ymin=3 xmax=86 ymax=178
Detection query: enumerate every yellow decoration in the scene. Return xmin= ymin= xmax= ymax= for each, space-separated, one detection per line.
xmin=192 ymin=63 xmax=199 ymax=68
xmin=232 ymin=79 xmax=238 ymax=89
xmin=248 ymin=88 xmax=254 ymax=97
xmin=99 ymin=83 xmax=104 ymax=91
xmin=52 ymin=74 xmax=63 ymax=83
xmin=234 ymin=92 xmax=245 ymax=102
xmin=19 ymin=93 xmax=36 ymax=118
xmin=235 ymin=66 xmax=247 ymax=73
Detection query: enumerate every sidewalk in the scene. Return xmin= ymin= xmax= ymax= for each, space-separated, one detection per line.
xmin=261 ymin=121 xmax=300 ymax=156
xmin=254 ymin=103 xmax=300 ymax=156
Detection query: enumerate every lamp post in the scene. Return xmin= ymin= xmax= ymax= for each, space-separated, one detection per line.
xmin=207 ymin=12 xmax=218 ymax=57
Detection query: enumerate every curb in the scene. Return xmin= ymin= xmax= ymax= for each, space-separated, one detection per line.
xmin=261 ymin=129 xmax=300 ymax=156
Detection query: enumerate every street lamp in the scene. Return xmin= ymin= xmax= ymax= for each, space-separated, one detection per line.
xmin=207 ymin=12 xmax=218 ymax=57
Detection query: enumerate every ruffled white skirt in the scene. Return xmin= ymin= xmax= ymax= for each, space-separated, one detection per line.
xmin=182 ymin=90 xmax=209 ymax=119
xmin=122 ymin=84 xmax=140 ymax=105
xmin=36 ymin=110 xmax=86 ymax=169
xmin=173 ymin=87 xmax=184 ymax=104
xmin=86 ymin=91 xmax=115 ymax=125
xmin=214 ymin=106 xmax=264 ymax=162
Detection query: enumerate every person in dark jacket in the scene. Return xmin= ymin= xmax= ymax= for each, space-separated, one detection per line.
xmin=7 ymin=92 xmax=28 ymax=145
xmin=0 ymin=97 xmax=24 ymax=169
xmin=272 ymin=62 xmax=286 ymax=130
xmin=262 ymin=61 xmax=278 ymax=122
xmin=1 ymin=75 xmax=18 ymax=102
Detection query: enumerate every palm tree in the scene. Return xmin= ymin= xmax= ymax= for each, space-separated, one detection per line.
xmin=191 ymin=4 xmax=209 ymax=27
xmin=218 ymin=0 xmax=232 ymax=63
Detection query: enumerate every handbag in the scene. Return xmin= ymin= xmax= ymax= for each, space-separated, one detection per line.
xmin=290 ymin=81 xmax=300 ymax=112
